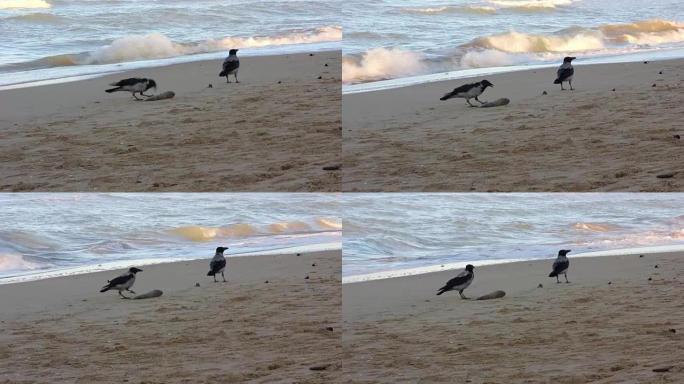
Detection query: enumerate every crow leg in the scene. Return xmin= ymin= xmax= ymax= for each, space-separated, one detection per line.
xmin=234 ymin=73 xmax=239 ymax=83
xmin=213 ymin=275 xmax=218 ymax=283
xmin=475 ymin=96 xmax=485 ymax=104
xmin=226 ymin=76 xmax=231 ymax=83
xmin=569 ymin=80 xmax=574 ymax=91
xmin=459 ymin=290 xmax=468 ymax=299
xmin=127 ymin=289 xmax=136 ymax=294
xmin=140 ymin=91 xmax=150 ymax=97
xmin=133 ymin=92 xmax=142 ymax=100
xmin=560 ymin=83 xmax=565 ymax=91
xmin=466 ymin=99 xmax=475 ymax=107
xmin=118 ymin=291 xmax=129 ymax=299
xmin=556 ymin=275 xmax=561 ymax=283
xmin=564 ymin=273 xmax=570 ymax=283
xmin=222 ymin=271 xmax=227 ymax=282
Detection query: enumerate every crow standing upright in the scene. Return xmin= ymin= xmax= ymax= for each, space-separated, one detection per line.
xmin=554 ymin=57 xmax=576 ymax=90
xmin=219 ymin=49 xmax=240 ymax=83
xmin=436 ymin=264 xmax=475 ymax=299
xmin=549 ymin=249 xmax=571 ymax=283
xmin=100 ymin=267 xmax=143 ymax=298
xmin=207 ymin=246 xmax=228 ymax=282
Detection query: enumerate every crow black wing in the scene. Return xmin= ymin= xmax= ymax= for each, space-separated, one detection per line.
xmin=208 ymin=258 xmax=226 ymax=275
xmin=221 ymin=59 xmax=239 ymax=75
xmin=110 ymin=78 xmax=145 ymax=87
xmin=555 ymin=67 xmax=574 ymax=82
xmin=549 ymin=258 xmax=569 ymax=277
xmin=436 ymin=272 xmax=470 ymax=295
xmin=100 ymin=274 xmax=132 ymax=291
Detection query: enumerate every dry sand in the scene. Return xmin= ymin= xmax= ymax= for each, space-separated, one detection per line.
xmin=0 ymin=51 xmax=341 ymax=192
xmin=343 ymin=58 xmax=684 ymax=191
xmin=343 ymin=252 xmax=684 ymax=383
xmin=0 ymin=250 xmax=341 ymax=383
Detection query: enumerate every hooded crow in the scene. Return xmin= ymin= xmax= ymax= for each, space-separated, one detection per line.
xmin=440 ymin=80 xmax=493 ymax=107
xmin=549 ymin=249 xmax=571 ymax=283
xmin=100 ymin=267 xmax=142 ymax=298
xmin=219 ymin=49 xmax=240 ymax=83
xmin=106 ymin=78 xmax=157 ymax=100
xmin=554 ymin=57 xmax=575 ymax=90
xmin=437 ymin=264 xmax=475 ymax=298
xmin=207 ymin=246 xmax=228 ymax=282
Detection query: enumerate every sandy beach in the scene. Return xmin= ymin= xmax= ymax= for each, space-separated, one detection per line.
xmin=0 ymin=250 xmax=341 ymax=383
xmin=0 ymin=51 xmax=341 ymax=192
xmin=343 ymin=58 xmax=684 ymax=191
xmin=343 ymin=251 xmax=684 ymax=383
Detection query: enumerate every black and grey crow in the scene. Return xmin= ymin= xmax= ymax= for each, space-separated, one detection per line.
xmin=106 ymin=78 xmax=157 ymax=100
xmin=219 ymin=49 xmax=240 ymax=83
xmin=207 ymin=246 xmax=228 ymax=282
xmin=549 ymin=249 xmax=571 ymax=283
xmin=100 ymin=267 xmax=142 ymax=298
xmin=554 ymin=57 xmax=575 ymax=90
xmin=440 ymin=80 xmax=493 ymax=107
xmin=436 ymin=264 xmax=475 ymax=298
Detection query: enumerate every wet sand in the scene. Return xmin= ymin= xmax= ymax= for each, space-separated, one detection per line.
xmin=343 ymin=58 xmax=684 ymax=191
xmin=0 ymin=250 xmax=341 ymax=383
xmin=343 ymin=252 xmax=684 ymax=383
xmin=0 ymin=51 xmax=341 ymax=192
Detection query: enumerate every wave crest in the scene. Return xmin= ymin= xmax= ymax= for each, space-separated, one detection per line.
xmin=342 ymin=48 xmax=427 ymax=83
xmin=0 ymin=0 xmax=50 ymax=9
xmin=0 ymin=253 xmax=41 ymax=272
xmin=400 ymin=5 xmax=496 ymax=15
xmin=487 ymin=0 xmax=575 ymax=10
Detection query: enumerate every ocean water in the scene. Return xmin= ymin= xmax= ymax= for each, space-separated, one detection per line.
xmin=343 ymin=0 xmax=684 ymax=87
xmin=343 ymin=193 xmax=684 ymax=282
xmin=0 ymin=193 xmax=341 ymax=284
xmin=0 ymin=0 xmax=341 ymax=87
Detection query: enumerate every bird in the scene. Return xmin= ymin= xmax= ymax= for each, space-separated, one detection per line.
xmin=436 ymin=264 xmax=475 ymax=298
xmin=440 ymin=80 xmax=493 ymax=107
xmin=549 ymin=249 xmax=571 ymax=283
xmin=100 ymin=267 xmax=142 ymax=298
xmin=554 ymin=57 xmax=576 ymax=90
xmin=105 ymin=78 xmax=157 ymax=100
xmin=207 ymin=246 xmax=228 ymax=282
xmin=219 ymin=49 xmax=240 ymax=83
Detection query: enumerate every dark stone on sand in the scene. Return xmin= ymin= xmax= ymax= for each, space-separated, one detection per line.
xmin=208 ymin=84 xmax=213 ymax=88
xmin=296 ymin=253 xmax=301 ymax=256
xmin=669 ymin=328 xmax=676 ymax=333
xmin=537 ymin=283 xmax=543 ymax=288
xmin=309 ymin=364 xmax=330 ymax=371
xmin=325 ymin=63 xmax=328 ymax=67
xmin=674 ymin=135 xmax=681 ymax=139
xmin=659 ymin=71 xmax=663 ymax=75
xmin=608 ymin=281 xmax=612 ymax=285
xmin=657 ymin=172 xmax=675 ymax=179
xmin=639 ymin=254 xmax=644 ymax=257
xmin=644 ymin=61 xmax=649 ymax=64
xmin=195 ymin=283 xmax=200 ymax=287
xmin=653 ymin=366 xmax=673 ymax=373
xmin=278 ymin=81 xmax=282 ymax=84
xmin=318 ymin=76 xmax=322 ymax=79
xmin=312 ymin=263 xmax=316 ymax=267
xmin=655 ymin=264 xmax=659 ymax=268
xmin=305 ymin=275 xmax=310 ymax=280
xmin=542 ymin=91 xmax=547 ymax=95
xmin=652 ymin=83 xmax=657 ymax=87
xmin=612 ymin=88 xmax=616 ymax=92
xmin=648 ymin=277 xmax=653 ymax=281
xmin=326 ymin=327 xmax=334 ymax=332
xmin=264 ymin=280 xmax=269 ymax=283
xmin=323 ymin=164 xmax=341 ymax=171
xmin=309 ymin=53 xmax=314 ymax=56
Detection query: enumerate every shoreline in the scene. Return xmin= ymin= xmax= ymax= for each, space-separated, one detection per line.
xmin=1 ymin=41 xmax=341 ymax=91
xmin=343 ymin=244 xmax=684 ymax=283
xmin=343 ymin=48 xmax=684 ymax=94
xmin=0 ymin=250 xmax=341 ymax=382
xmin=343 ymin=251 xmax=684 ymax=382
xmin=0 ymin=50 xmax=341 ymax=192
xmin=1 ymin=241 xmax=342 ymax=285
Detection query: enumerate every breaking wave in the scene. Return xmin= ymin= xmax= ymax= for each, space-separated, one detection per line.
xmin=342 ymin=47 xmax=427 ymax=83
xmin=487 ymin=0 xmax=576 ymax=10
xmin=0 ymin=253 xmax=43 ymax=272
xmin=10 ymin=26 xmax=341 ymax=70
xmin=4 ymin=12 xmax=63 ymax=23
xmin=400 ymin=5 xmax=497 ymax=15
xmin=168 ymin=218 xmax=341 ymax=242
xmin=0 ymin=0 xmax=50 ymax=9
xmin=344 ymin=19 xmax=684 ymax=83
